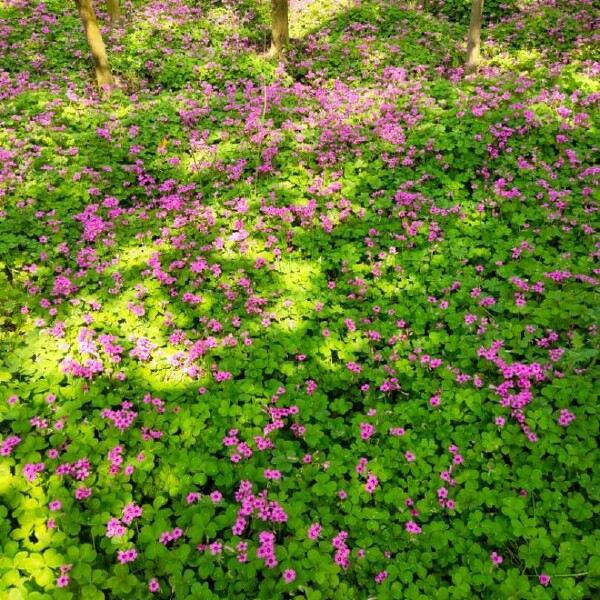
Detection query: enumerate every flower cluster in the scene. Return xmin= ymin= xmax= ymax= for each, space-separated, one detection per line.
xmin=406 ymin=520 xmax=422 ymax=535
xmin=256 ymin=531 xmax=277 ymax=568
xmin=117 ymin=548 xmax=138 ymax=564
xmin=56 ymin=564 xmax=72 ymax=588
xmin=122 ymin=502 xmax=143 ymax=524
xmin=365 ymin=471 xmax=378 ymax=494
xmin=360 ymin=422 xmax=375 ymax=441
xmin=558 ymin=409 xmax=575 ymax=426
xmin=23 ymin=462 xmax=45 ymax=482
xmin=159 ymin=528 xmax=184 ymax=545
xmin=106 ymin=518 xmax=126 ymax=538
xmin=101 ymin=402 xmax=137 ymax=431
xmin=307 ymin=522 xmax=322 ymax=540
xmin=332 ymin=531 xmax=350 ymax=569
xmin=1 ymin=436 xmax=21 ymax=456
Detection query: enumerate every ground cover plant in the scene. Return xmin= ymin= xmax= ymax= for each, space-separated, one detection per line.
xmin=0 ymin=0 xmax=599 ymax=598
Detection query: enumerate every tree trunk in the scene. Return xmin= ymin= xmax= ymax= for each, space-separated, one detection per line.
xmin=106 ymin=0 xmax=121 ymax=21
xmin=74 ymin=0 xmax=114 ymax=89
xmin=465 ymin=0 xmax=484 ymax=74
xmin=271 ymin=0 xmax=289 ymax=56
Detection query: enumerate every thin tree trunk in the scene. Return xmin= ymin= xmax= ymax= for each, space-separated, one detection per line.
xmin=271 ymin=0 xmax=289 ymax=56
xmin=74 ymin=0 xmax=114 ymax=89
xmin=465 ymin=0 xmax=484 ymax=74
xmin=106 ymin=0 xmax=121 ymax=21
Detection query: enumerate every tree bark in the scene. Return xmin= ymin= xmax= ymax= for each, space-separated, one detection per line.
xmin=74 ymin=0 xmax=114 ymax=89
xmin=465 ymin=0 xmax=484 ymax=74
xmin=271 ymin=0 xmax=289 ymax=56
xmin=106 ymin=0 xmax=121 ymax=22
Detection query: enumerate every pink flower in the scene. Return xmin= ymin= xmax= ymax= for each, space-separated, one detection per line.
xmin=406 ymin=520 xmax=422 ymax=534
xmin=186 ymin=492 xmax=201 ymax=503
xmin=149 ymin=579 xmax=160 ymax=592
xmin=265 ymin=555 xmax=278 ymax=568
xmin=117 ymin=549 xmax=137 ymax=563
xmin=360 ymin=423 xmax=375 ymax=441
xmin=365 ymin=472 xmax=378 ymax=494
xmin=389 ymin=427 xmax=405 ymax=436
xmin=558 ymin=409 xmax=575 ymax=426
xmin=122 ymin=502 xmax=142 ymax=524
xmin=490 ymin=552 xmax=503 ymax=565
xmin=539 ymin=573 xmax=550 ymax=586
xmin=23 ymin=462 xmax=45 ymax=482
xmin=283 ymin=569 xmax=296 ymax=583
xmin=49 ymin=500 xmax=62 ymax=511
xmin=210 ymin=491 xmax=222 ymax=503
xmin=375 ymin=570 xmax=388 ymax=584
xmin=56 ymin=574 xmax=69 ymax=588
xmin=307 ymin=523 xmax=321 ymax=540
xmin=159 ymin=531 xmax=172 ymax=544
xmin=106 ymin=518 xmax=126 ymax=538
xmin=74 ymin=486 xmax=92 ymax=500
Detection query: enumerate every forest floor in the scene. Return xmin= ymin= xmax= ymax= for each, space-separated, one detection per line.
xmin=0 ymin=1 xmax=599 ymax=599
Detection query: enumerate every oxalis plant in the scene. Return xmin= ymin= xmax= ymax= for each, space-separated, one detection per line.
xmin=0 ymin=0 xmax=598 ymax=599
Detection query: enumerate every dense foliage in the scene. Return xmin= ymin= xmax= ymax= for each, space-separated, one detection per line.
xmin=0 ymin=0 xmax=598 ymax=599
xmin=428 ymin=0 xmax=518 ymax=23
